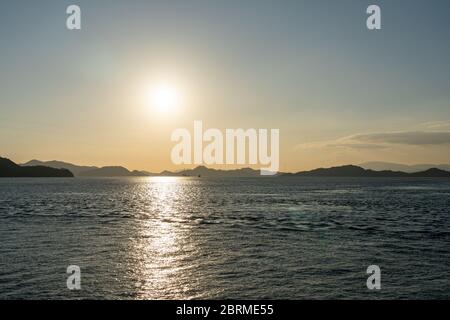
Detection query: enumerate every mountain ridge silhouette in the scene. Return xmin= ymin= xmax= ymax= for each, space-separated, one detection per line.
xmin=360 ymin=161 xmax=450 ymax=173
xmin=10 ymin=158 xmax=450 ymax=178
xmin=283 ymin=164 xmax=450 ymax=177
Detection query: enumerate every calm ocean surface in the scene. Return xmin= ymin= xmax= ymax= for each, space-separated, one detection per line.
xmin=0 ymin=177 xmax=449 ymax=299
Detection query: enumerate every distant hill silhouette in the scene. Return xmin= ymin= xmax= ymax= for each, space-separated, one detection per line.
xmin=162 ymin=165 xmax=263 ymax=177
xmin=22 ymin=160 xmax=98 ymax=176
xmin=79 ymin=166 xmax=152 ymax=177
xmin=283 ymin=165 xmax=450 ymax=177
xmin=22 ymin=160 xmax=153 ymax=177
xmin=360 ymin=161 xmax=450 ymax=173
xmin=1 ymin=157 xmax=73 ymax=177
xmin=13 ymin=158 xmax=450 ymax=178
xmin=21 ymin=159 xmax=270 ymax=177
xmin=409 ymin=168 xmax=450 ymax=177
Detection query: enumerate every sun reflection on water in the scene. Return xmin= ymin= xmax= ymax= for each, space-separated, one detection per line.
xmin=133 ymin=177 xmax=196 ymax=299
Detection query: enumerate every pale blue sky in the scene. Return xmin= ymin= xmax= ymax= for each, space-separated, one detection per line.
xmin=1 ymin=0 xmax=449 ymax=171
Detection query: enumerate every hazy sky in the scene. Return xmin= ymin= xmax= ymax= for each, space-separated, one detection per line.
xmin=1 ymin=0 xmax=450 ymax=172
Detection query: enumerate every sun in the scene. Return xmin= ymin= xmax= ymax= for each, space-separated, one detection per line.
xmin=149 ymin=84 xmax=180 ymax=113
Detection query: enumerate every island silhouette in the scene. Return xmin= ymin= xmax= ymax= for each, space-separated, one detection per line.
xmin=0 ymin=157 xmax=73 ymax=177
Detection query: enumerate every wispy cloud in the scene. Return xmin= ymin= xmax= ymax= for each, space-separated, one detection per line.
xmin=327 ymin=143 xmax=387 ymax=149
xmin=349 ymin=131 xmax=450 ymax=145
xmin=421 ymin=121 xmax=450 ymax=129
xmin=296 ymin=131 xmax=450 ymax=150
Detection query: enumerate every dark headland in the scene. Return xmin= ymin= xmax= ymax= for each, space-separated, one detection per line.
xmin=0 ymin=157 xmax=73 ymax=177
